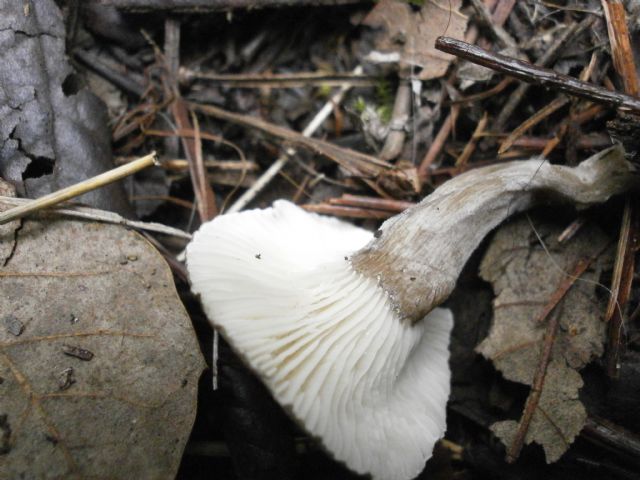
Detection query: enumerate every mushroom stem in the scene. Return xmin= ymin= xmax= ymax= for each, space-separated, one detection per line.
xmin=351 ymin=146 xmax=637 ymax=323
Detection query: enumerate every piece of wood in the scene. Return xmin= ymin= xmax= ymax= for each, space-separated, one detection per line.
xmin=180 ymin=70 xmax=375 ymax=88
xmin=602 ymin=0 xmax=639 ymax=96
xmin=435 ymin=36 xmax=640 ymax=114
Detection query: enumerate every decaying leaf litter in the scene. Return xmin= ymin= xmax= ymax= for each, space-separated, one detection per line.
xmin=1 ymin=0 xmax=640 ymax=479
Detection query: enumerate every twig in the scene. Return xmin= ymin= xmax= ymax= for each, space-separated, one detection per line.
xmin=164 ymin=18 xmax=181 ymax=84
xmin=223 ymin=66 xmax=365 ymax=214
xmin=557 ymin=217 xmax=587 ymax=244
xmin=509 ymin=133 xmax=611 ymax=151
xmin=429 ymin=132 xmax=611 ymax=176
xmin=452 ymin=77 xmax=513 ymax=105
xmin=226 ymin=156 xmax=289 ymax=214
xmin=74 ymin=49 xmax=145 ymax=97
xmin=455 ymin=112 xmax=488 ymax=167
xmin=142 ymin=232 xmax=189 ymax=282
xmin=602 ymin=0 xmax=639 ymax=96
xmin=0 ymin=153 xmax=157 ymax=225
xmin=470 ymin=0 xmax=517 ymax=48
xmin=492 ymin=16 xmax=596 ymax=130
xmin=153 ymin=20 xmax=218 ymax=221
xmin=499 ymin=96 xmax=569 ymax=154
xmin=605 ymin=198 xmax=635 ymax=376
xmin=491 ymin=0 xmax=517 ymax=26
xmin=291 ymin=175 xmax=312 ymax=204
xmin=143 ymin=128 xmax=246 ymax=161
xmin=328 ymin=194 xmax=414 ymax=213
xmin=380 ymin=77 xmax=411 ymax=161
xmin=189 ymin=77 xmax=389 ymax=174
xmin=506 ymin=251 xmax=605 ymax=462
xmin=0 ymin=196 xmax=191 ymax=240
xmin=430 ymin=158 xmax=501 ymax=177
xmin=549 ymin=52 xmax=601 ymax=163
xmin=150 ymin=159 xmax=257 ymax=171
xmin=302 ymin=204 xmax=391 ymax=219
xmin=435 ymin=36 xmax=640 ymax=114
xmin=540 ymin=103 xmax=605 ymax=158
xmin=130 ymin=195 xmax=195 ymax=209
xmin=179 ymin=69 xmax=375 ymax=88
xmin=171 ymin=99 xmax=218 ymax=220
xmin=112 ymin=101 xmax=165 ymax=143
xmin=418 ymin=107 xmax=459 ymax=181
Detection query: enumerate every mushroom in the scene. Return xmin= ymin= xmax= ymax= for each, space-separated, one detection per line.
xmin=186 ymin=146 xmax=636 ymax=480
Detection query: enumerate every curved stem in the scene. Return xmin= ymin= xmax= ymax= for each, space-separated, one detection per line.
xmin=351 ymin=146 xmax=637 ymax=323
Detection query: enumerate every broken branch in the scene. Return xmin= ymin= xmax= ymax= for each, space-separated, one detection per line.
xmin=435 ymin=36 xmax=640 ymax=114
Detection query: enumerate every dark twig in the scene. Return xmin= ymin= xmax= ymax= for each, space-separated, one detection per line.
xmin=493 ymin=17 xmax=592 ymax=130
xmin=74 ymin=49 xmax=145 ymax=97
xmin=435 ymin=36 xmax=640 ymax=115
xmin=501 ymin=52 xmax=598 ymax=156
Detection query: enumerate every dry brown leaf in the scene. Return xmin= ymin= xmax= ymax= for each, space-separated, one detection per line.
xmin=477 ymin=216 xmax=611 ymax=462
xmin=490 ymin=363 xmax=585 ymax=463
xmin=0 ymin=217 xmax=205 ymax=479
xmin=363 ymin=0 xmax=468 ymax=80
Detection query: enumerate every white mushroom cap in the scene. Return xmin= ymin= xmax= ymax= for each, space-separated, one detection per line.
xmin=186 ymin=200 xmax=452 ymax=480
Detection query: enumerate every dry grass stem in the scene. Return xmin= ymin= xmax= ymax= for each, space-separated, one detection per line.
xmin=0 ymin=152 xmax=157 ymax=225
